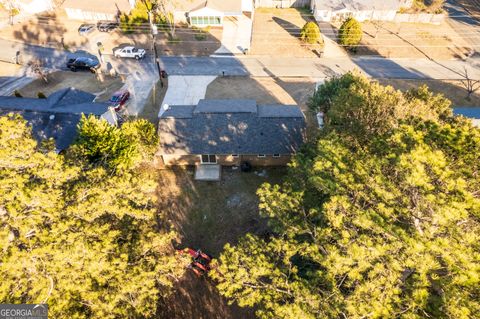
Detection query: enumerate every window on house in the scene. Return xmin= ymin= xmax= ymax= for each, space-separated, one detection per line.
xmin=201 ymin=154 xmax=217 ymax=163
xmin=273 ymin=154 xmax=280 ymax=157
xmin=257 ymin=154 xmax=266 ymax=158
xmin=232 ymin=154 xmax=239 ymax=158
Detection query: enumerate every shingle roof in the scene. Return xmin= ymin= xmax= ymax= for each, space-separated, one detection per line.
xmin=0 ymin=87 xmax=109 ymax=150
xmin=158 ymin=99 xmax=306 ymax=155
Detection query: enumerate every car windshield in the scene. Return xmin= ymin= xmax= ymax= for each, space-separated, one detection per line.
xmin=132 ymin=48 xmax=138 ymax=52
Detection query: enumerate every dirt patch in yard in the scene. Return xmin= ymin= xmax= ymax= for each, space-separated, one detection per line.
xmin=251 ymin=8 xmax=323 ymax=57
xmin=18 ymin=71 xmax=124 ymax=101
xmin=155 ymin=167 xmax=286 ymax=319
xmin=346 ymin=21 xmax=472 ymax=59
xmin=377 ymin=78 xmax=480 ymax=106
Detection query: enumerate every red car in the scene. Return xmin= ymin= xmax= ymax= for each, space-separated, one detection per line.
xmin=109 ymin=90 xmax=130 ymax=111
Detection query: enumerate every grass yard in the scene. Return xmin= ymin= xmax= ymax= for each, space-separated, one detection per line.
xmin=377 ymin=78 xmax=480 ymax=106
xmin=251 ymin=8 xmax=323 ymax=57
xmin=350 ymin=21 xmax=472 ymax=59
xmin=155 ymin=167 xmax=286 ymax=319
xmin=17 ymin=71 xmax=124 ymax=101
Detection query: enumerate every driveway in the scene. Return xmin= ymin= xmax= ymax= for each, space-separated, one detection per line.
xmin=159 ymin=75 xmax=217 ymax=116
xmin=214 ymin=16 xmax=252 ymax=55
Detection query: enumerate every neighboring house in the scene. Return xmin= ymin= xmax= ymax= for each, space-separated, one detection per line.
xmin=157 ymin=99 xmax=306 ymax=167
xmin=172 ymin=0 xmax=254 ymax=27
xmin=454 ymin=107 xmax=480 ymax=128
xmin=311 ymin=0 xmax=412 ymax=22
xmin=63 ymin=0 xmax=136 ymax=21
xmin=0 ymin=87 xmax=116 ymax=151
xmin=14 ymin=0 xmax=54 ymax=15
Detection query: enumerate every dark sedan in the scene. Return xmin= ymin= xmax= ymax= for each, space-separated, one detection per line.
xmin=97 ymin=21 xmax=118 ymax=32
xmin=66 ymin=57 xmax=100 ymax=73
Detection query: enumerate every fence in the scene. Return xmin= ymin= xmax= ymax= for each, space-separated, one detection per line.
xmin=254 ymin=0 xmax=311 ymax=9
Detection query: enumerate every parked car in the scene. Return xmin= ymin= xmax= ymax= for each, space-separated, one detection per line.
xmin=66 ymin=57 xmax=100 ymax=73
xmin=97 ymin=21 xmax=118 ymax=32
xmin=113 ymin=46 xmax=146 ymax=60
xmin=108 ymin=89 xmax=130 ymax=111
xmin=78 ymin=24 xmax=95 ymax=36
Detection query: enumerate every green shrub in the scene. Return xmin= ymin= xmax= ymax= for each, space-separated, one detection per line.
xmin=338 ymin=17 xmax=362 ymax=49
xmin=300 ymin=21 xmax=321 ymax=44
xmin=194 ymin=26 xmax=211 ymax=41
xmin=37 ymin=92 xmax=47 ymax=99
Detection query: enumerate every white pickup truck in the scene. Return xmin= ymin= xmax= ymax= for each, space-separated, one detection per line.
xmin=113 ymin=46 xmax=146 ymax=60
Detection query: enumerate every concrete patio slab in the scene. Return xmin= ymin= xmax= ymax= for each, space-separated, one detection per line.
xmin=159 ymin=75 xmax=216 ymax=116
xmin=195 ymin=164 xmax=221 ymax=181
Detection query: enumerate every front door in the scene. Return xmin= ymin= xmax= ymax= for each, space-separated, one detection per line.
xmin=201 ymin=154 xmax=217 ymax=164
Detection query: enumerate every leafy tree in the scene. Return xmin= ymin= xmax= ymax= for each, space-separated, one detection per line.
xmin=338 ymin=17 xmax=362 ymax=49
xmin=74 ymin=115 xmax=158 ymax=171
xmin=213 ymin=75 xmax=480 ymax=319
xmin=300 ymin=21 xmax=321 ymax=45
xmin=0 ymin=114 xmax=184 ymax=318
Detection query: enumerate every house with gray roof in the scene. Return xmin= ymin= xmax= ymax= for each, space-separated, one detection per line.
xmin=454 ymin=107 xmax=480 ymax=128
xmin=157 ymin=99 xmax=306 ymax=167
xmin=0 ymin=87 xmax=115 ymax=151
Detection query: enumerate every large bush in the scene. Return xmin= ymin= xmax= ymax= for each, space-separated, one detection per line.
xmin=338 ymin=17 xmax=362 ymax=48
xmin=300 ymin=21 xmax=321 ymax=44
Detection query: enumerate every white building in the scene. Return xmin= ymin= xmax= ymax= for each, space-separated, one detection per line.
xmin=63 ymin=0 xmax=136 ymax=21
xmin=15 ymin=0 xmax=54 ymax=15
xmin=172 ymin=0 xmax=253 ymax=27
xmin=311 ymin=0 xmax=412 ymax=22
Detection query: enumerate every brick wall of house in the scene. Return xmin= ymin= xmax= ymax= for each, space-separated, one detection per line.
xmin=158 ymin=154 xmax=292 ymax=167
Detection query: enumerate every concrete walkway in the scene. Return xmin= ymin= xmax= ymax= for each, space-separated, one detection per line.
xmin=159 ymin=75 xmax=217 ymax=116
xmin=318 ymin=22 xmax=348 ymax=58
xmin=214 ymin=16 xmax=252 ymax=55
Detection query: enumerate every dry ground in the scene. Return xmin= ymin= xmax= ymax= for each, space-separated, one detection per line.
xmin=206 ymin=76 xmax=318 ymax=136
xmin=251 ymin=8 xmax=323 ymax=57
xmin=17 ymin=71 xmax=124 ymax=101
xmin=346 ymin=20 xmax=472 ymax=59
xmin=155 ymin=167 xmax=286 ymax=319
xmin=0 ymin=10 xmax=222 ymax=56
xmin=377 ymin=78 xmax=480 ymax=106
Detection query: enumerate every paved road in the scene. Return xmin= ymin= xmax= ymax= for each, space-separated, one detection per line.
xmin=444 ymin=0 xmax=480 ymax=53
xmin=2 ymin=37 xmax=479 ymax=80
xmin=158 ymin=55 xmax=480 ymax=80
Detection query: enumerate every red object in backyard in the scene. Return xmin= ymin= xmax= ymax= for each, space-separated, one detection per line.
xmin=178 ymin=248 xmax=213 ymax=276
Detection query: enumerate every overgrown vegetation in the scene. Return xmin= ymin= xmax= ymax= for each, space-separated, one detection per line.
xmin=400 ymin=0 xmax=445 ymax=14
xmin=0 ymin=115 xmax=186 ymax=318
xmin=212 ymin=72 xmax=480 ymax=319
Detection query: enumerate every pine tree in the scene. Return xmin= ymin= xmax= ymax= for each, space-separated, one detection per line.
xmin=213 ymin=74 xmax=480 ymax=319
xmin=0 ymin=114 xmax=184 ymax=318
